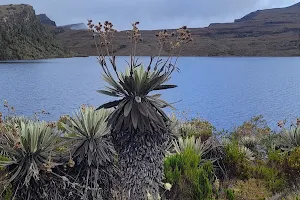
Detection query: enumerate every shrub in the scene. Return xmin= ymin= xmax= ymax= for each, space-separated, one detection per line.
xmin=248 ymin=164 xmax=286 ymax=193
xmin=233 ymin=115 xmax=271 ymax=138
xmin=179 ymin=118 xmax=216 ymax=141
xmin=164 ymin=147 xmax=214 ymax=200
xmin=268 ymin=149 xmax=285 ymax=166
xmin=226 ymin=188 xmax=235 ymax=200
xmin=287 ymin=147 xmax=300 ymax=171
xmin=233 ymin=179 xmax=271 ymax=200
xmin=194 ymin=162 xmax=214 ymax=200
xmin=224 ymin=141 xmax=250 ymax=179
xmin=224 ymin=140 xmax=286 ymax=193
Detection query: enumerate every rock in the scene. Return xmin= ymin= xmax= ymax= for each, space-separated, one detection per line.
xmin=0 ymin=4 xmax=71 ymax=60
xmin=37 ymin=14 xmax=56 ymax=27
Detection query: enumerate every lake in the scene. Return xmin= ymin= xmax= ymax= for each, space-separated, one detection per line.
xmin=1 ymin=56 xmax=300 ymax=131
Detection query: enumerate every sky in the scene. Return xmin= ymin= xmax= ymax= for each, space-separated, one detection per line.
xmin=0 ymin=0 xmax=299 ymax=30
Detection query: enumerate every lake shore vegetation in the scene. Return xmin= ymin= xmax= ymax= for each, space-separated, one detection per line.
xmin=0 ymin=20 xmax=299 ymax=200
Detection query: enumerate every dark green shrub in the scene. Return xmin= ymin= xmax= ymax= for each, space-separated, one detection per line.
xmin=164 ymin=147 xmax=214 ymax=200
xmin=194 ymin=162 xmax=214 ymax=200
xmin=225 ymin=188 xmax=235 ymax=200
xmin=224 ymin=141 xmax=250 ymax=179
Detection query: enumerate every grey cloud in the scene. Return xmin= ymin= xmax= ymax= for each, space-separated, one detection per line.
xmin=0 ymin=0 xmax=298 ymax=29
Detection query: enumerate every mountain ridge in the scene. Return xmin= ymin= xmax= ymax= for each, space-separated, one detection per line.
xmin=0 ymin=4 xmax=71 ymax=60
xmin=55 ymin=1 xmax=300 ymax=56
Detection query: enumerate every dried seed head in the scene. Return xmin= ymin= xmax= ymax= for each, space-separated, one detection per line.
xmin=277 ymin=120 xmax=285 ymax=128
xmin=68 ymin=159 xmax=75 ymax=168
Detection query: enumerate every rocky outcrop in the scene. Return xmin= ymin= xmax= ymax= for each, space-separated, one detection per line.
xmin=0 ymin=4 xmax=70 ymax=60
xmin=37 ymin=14 xmax=56 ymax=26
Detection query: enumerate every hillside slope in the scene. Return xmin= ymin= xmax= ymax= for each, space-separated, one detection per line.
xmin=56 ymin=2 xmax=300 ymax=56
xmin=0 ymin=4 xmax=70 ymax=60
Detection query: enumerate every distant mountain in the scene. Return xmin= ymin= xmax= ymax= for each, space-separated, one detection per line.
xmin=0 ymin=4 xmax=70 ymax=60
xmin=59 ymin=23 xmax=87 ymax=30
xmin=37 ymin=14 xmax=56 ymax=26
xmin=56 ymin=2 xmax=300 ymax=56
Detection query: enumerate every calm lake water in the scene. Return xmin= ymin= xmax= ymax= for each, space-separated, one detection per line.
xmin=1 ymin=57 xmax=300 ymax=130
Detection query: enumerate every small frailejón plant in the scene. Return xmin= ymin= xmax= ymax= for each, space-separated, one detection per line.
xmin=0 ymin=120 xmax=65 ymax=200
xmin=87 ymin=20 xmax=192 ymax=199
xmin=62 ymin=106 xmax=117 ymax=200
xmin=277 ymin=119 xmax=300 ymax=152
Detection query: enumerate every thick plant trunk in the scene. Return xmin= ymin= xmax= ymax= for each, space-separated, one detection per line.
xmin=113 ymin=129 xmax=170 ymax=200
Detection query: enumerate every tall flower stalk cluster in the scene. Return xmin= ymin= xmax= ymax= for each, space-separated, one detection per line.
xmin=88 ymin=20 xmax=192 ymax=199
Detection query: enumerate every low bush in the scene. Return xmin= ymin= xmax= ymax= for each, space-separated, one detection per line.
xmin=233 ymin=115 xmax=271 ymax=138
xmin=226 ymin=188 xmax=235 ymax=200
xmin=164 ymin=147 xmax=214 ymax=200
xmin=248 ymin=164 xmax=286 ymax=193
xmin=287 ymin=147 xmax=300 ymax=172
xmin=179 ymin=118 xmax=216 ymax=141
xmin=233 ymin=179 xmax=271 ymax=200
xmin=224 ymin=140 xmax=250 ymax=179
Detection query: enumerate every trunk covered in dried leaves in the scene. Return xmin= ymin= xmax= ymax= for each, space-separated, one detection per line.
xmin=113 ymin=129 xmax=170 ymax=199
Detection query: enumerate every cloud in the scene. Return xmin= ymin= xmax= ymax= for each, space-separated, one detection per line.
xmin=0 ymin=0 xmax=299 ymax=29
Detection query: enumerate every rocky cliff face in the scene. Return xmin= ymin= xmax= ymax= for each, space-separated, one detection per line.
xmin=0 ymin=4 xmax=70 ymax=60
xmin=37 ymin=14 xmax=56 ymax=26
